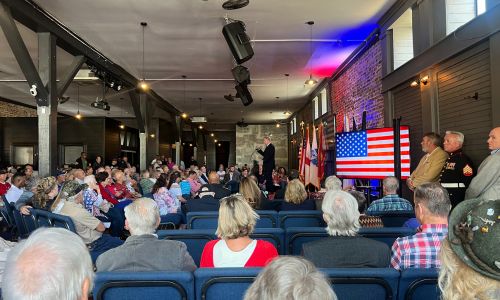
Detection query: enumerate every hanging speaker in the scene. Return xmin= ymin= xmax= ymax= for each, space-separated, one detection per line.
xmin=222 ymin=20 xmax=254 ymax=64
xmin=235 ymin=84 xmax=253 ymax=106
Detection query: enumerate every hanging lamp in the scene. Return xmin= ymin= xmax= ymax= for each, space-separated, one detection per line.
xmin=75 ymin=84 xmax=82 ymax=119
xmin=304 ymin=21 xmax=318 ymax=86
xmin=181 ymin=75 xmax=188 ymax=119
xmin=138 ymin=22 xmax=149 ymax=91
xmin=283 ymin=74 xmax=292 ymax=116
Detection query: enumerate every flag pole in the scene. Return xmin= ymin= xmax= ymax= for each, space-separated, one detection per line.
xmin=393 ymin=117 xmax=402 ymax=198
xmin=332 ymin=113 xmax=337 ymax=175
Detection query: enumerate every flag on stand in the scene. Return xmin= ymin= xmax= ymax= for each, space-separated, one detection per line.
xmin=317 ymin=123 xmax=326 ymax=181
xmin=299 ymin=127 xmax=306 ymax=178
xmin=342 ymin=114 xmax=355 ymax=188
xmin=335 ymin=126 xmax=410 ymax=179
xmin=304 ymin=126 xmax=311 ymax=187
xmin=310 ymin=126 xmax=319 ymax=189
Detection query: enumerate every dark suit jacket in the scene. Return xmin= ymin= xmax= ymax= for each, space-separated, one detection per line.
xmin=186 ymin=196 xmax=221 ymax=212
xmin=96 ymin=234 xmax=196 ymax=272
xmin=257 ymin=143 xmax=276 ymax=172
xmin=302 ymin=236 xmax=391 ymax=268
xmin=201 ymin=183 xmax=231 ymax=199
xmin=223 ymin=172 xmax=241 ymax=184
xmin=280 ymin=199 xmax=316 ymax=211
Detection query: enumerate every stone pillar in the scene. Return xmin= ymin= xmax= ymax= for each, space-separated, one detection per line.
xmin=37 ymin=32 xmax=57 ymax=177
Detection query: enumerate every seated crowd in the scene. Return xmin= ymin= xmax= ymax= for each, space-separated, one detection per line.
xmin=0 ymin=133 xmax=498 ymax=300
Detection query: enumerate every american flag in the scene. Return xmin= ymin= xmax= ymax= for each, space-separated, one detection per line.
xmin=335 ymin=127 xmax=410 ymax=179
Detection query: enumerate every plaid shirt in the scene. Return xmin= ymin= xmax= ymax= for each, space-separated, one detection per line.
xmin=367 ymin=194 xmax=413 ymax=214
xmin=390 ymin=224 xmax=448 ymax=270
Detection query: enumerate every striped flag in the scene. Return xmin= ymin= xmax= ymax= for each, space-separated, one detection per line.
xmin=304 ymin=126 xmax=311 ymax=186
xmin=317 ymin=123 xmax=326 ymax=180
xmin=335 ymin=126 xmax=410 ymax=179
xmin=299 ymin=127 xmax=306 ymax=178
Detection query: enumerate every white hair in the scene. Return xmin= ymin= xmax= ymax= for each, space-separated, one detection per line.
xmin=445 ymin=131 xmax=464 ymax=145
xmin=124 ymin=198 xmax=160 ymax=235
xmin=321 ymin=190 xmax=360 ymax=236
xmin=2 ymin=227 xmax=93 ymax=300
xmin=83 ymin=174 xmax=96 ymax=185
xmin=382 ymin=176 xmax=399 ymax=194
xmin=244 ymin=256 xmax=337 ymax=300
xmin=324 ymin=175 xmax=342 ymax=191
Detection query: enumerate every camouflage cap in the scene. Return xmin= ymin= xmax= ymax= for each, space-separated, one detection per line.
xmin=60 ymin=180 xmax=87 ymax=199
xmin=448 ymin=198 xmax=500 ymax=280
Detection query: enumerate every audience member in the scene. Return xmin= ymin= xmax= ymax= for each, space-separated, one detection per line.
xmin=201 ymin=171 xmax=231 ymax=199
xmin=239 ymin=177 xmax=279 ymax=210
xmin=199 ymin=166 xmax=209 ymax=185
xmin=390 ymin=182 xmax=450 ymax=270
xmin=4 ymin=173 xmax=25 ymax=204
xmin=73 ymin=169 xmax=85 ymax=184
xmin=152 ymin=173 xmax=179 ymax=215
xmin=223 ymin=165 xmax=241 ymax=184
xmin=274 ymin=169 xmax=299 ymax=199
xmin=139 ymin=169 xmax=155 ymax=195
xmin=1 ymin=228 xmax=94 ymax=300
xmin=465 ymin=127 xmax=500 ymax=200
xmin=282 ymin=179 xmax=315 ymax=211
xmin=200 ymin=194 xmax=278 ymax=267
xmin=53 ymin=180 xmax=123 ymax=263
xmin=350 ymin=190 xmax=384 ymax=228
xmin=92 ymin=155 xmax=104 ymax=170
xmin=217 ymin=164 xmax=226 ymax=182
xmin=186 ymin=170 xmax=202 ymax=197
xmin=168 ymin=171 xmax=187 ymax=204
xmin=185 ymin=186 xmax=220 ymax=212
xmin=0 ymin=169 xmax=11 ymax=197
xmin=17 ymin=176 xmax=59 ymax=214
xmin=83 ymin=175 xmax=125 ymax=238
xmin=438 ymin=199 xmax=499 ymax=299
xmin=166 ymin=157 xmax=175 ymax=170
xmin=367 ymin=176 xmax=413 ymax=214
xmin=76 ymin=152 xmax=89 ymax=170
xmin=85 ymin=166 xmax=93 ymax=176
xmin=117 ymin=156 xmax=130 ymax=170
xmin=55 ymin=169 xmax=66 ymax=191
xmin=440 ymin=131 xmax=475 ymax=208
xmin=407 ymin=132 xmax=448 ymax=190
xmin=302 ymin=190 xmax=390 ymax=268
xmin=96 ymin=198 xmax=196 ymax=272
xmin=108 ymin=170 xmax=139 ymax=202
xmin=21 ymin=164 xmax=38 ymax=193
xmin=244 ymin=256 xmax=337 ymax=300
xmin=324 ymin=175 xmax=342 ymax=191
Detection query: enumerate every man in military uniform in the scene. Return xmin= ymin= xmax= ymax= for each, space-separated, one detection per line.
xmin=439 ymin=131 xmax=474 ymax=208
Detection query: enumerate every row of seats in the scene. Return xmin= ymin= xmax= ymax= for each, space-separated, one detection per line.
xmin=157 ymin=227 xmax=415 ymax=266
xmin=187 ymin=210 xmax=416 ymax=229
xmin=94 ymin=267 xmax=439 ymax=300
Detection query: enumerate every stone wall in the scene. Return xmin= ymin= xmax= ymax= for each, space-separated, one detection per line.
xmin=0 ymin=100 xmax=37 ymax=117
xmin=236 ymin=124 xmax=288 ymax=169
xmin=331 ymin=41 xmax=384 ymax=132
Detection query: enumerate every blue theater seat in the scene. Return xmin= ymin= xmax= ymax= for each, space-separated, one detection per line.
xmin=187 ymin=210 xmax=278 ymax=229
xmin=278 ymin=210 xmax=325 ymax=229
xmin=30 ymin=208 xmax=77 ymax=233
xmin=157 ymin=228 xmax=285 ymax=266
xmin=194 ymin=268 xmax=262 ymax=300
xmin=367 ymin=210 xmax=416 ymax=227
xmin=397 ymin=268 xmax=439 ymax=300
xmin=286 ymin=227 xmax=416 ymax=255
xmin=322 ymin=268 xmax=400 ymax=300
xmin=93 ymin=271 xmax=194 ymax=300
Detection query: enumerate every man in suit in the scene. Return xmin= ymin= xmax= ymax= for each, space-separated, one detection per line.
xmin=302 ymin=190 xmax=390 ymax=268
xmin=465 ymin=127 xmax=500 ymax=200
xmin=202 ymin=171 xmax=231 ymax=199
xmin=407 ymin=132 xmax=448 ymax=191
xmin=256 ymin=135 xmax=276 ymax=192
xmin=96 ymin=198 xmax=196 ymax=272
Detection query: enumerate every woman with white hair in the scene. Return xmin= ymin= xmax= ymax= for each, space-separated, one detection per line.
xmin=244 ymin=256 xmax=337 ymax=300
xmin=302 ymin=190 xmax=390 ymax=268
xmin=200 ymin=194 xmax=278 ymax=268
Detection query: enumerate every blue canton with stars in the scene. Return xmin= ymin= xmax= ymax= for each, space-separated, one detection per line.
xmin=336 ymin=131 xmax=368 ymax=158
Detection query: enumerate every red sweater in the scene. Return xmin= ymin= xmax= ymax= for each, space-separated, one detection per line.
xmin=200 ymin=239 xmax=278 ymax=268
xmin=99 ymin=184 xmax=118 ymax=205
xmin=0 ymin=182 xmax=11 ymax=196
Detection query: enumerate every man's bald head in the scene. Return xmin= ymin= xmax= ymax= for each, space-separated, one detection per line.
xmin=208 ymin=171 xmax=220 ymax=184
xmin=488 ymin=127 xmax=500 ymax=151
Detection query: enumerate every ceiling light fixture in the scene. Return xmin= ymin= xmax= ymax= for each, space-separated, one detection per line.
xmin=222 ymin=0 xmax=249 ymax=10
xmin=181 ymin=75 xmax=188 ymax=119
xmin=119 ymin=124 xmax=125 ymax=129
xmin=75 ymin=84 xmax=82 ymax=120
xmin=284 ymin=74 xmax=292 ymax=116
xmin=210 ymin=133 xmax=215 ymax=137
xmin=138 ymin=22 xmax=149 ymax=91
xmin=305 ymin=21 xmax=318 ymax=86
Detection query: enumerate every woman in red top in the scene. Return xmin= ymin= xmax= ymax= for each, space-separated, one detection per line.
xmin=200 ymin=194 xmax=278 ymax=268
xmin=96 ymin=171 xmax=132 ymax=210
xmin=108 ymin=170 xmax=140 ymax=201
xmin=0 ymin=169 xmax=11 ymax=196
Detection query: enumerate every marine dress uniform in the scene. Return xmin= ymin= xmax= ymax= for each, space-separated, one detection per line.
xmin=439 ymin=150 xmax=474 ymax=208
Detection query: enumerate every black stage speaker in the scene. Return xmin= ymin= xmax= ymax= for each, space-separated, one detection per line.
xmin=235 ymin=84 xmax=253 ymax=106
xmin=231 ymin=65 xmax=251 ymax=85
xmin=222 ymin=21 xmax=254 ymax=64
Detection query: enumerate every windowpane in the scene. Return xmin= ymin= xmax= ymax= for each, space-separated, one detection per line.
xmin=446 ymin=0 xmax=476 ymax=34
xmin=13 ymin=146 xmax=34 ymax=165
xmin=321 ymin=88 xmax=328 ymax=115
xmin=390 ymin=8 xmax=414 ymax=70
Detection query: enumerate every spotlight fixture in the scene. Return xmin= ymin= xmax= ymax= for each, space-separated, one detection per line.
xmin=276 ymin=123 xmax=280 ymax=128
xmin=304 ymin=21 xmax=318 ymax=86
xmin=198 ymin=125 xmax=203 ymax=129
xmin=214 ymin=139 xmax=218 ymax=143
xmin=224 ymin=94 xmax=235 ymax=102
xmin=410 ymin=80 xmax=419 ymax=87
xmin=222 ymin=0 xmax=249 ymax=10
xmin=218 ymin=143 xmax=221 ymax=147
xmin=210 ymin=133 xmax=215 ymax=137
xmin=420 ymin=75 xmax=429 ymax=85
xmin=119 ymin=124 xmax=125 ymax=129
xmin=189 ymin=143 xmax=193 ymax=147
xmin=150 ymin=134 xmax=155 ymax=138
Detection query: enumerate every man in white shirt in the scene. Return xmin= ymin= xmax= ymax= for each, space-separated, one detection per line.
xmin=4 ymin=174 xmax=25 ymax=204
